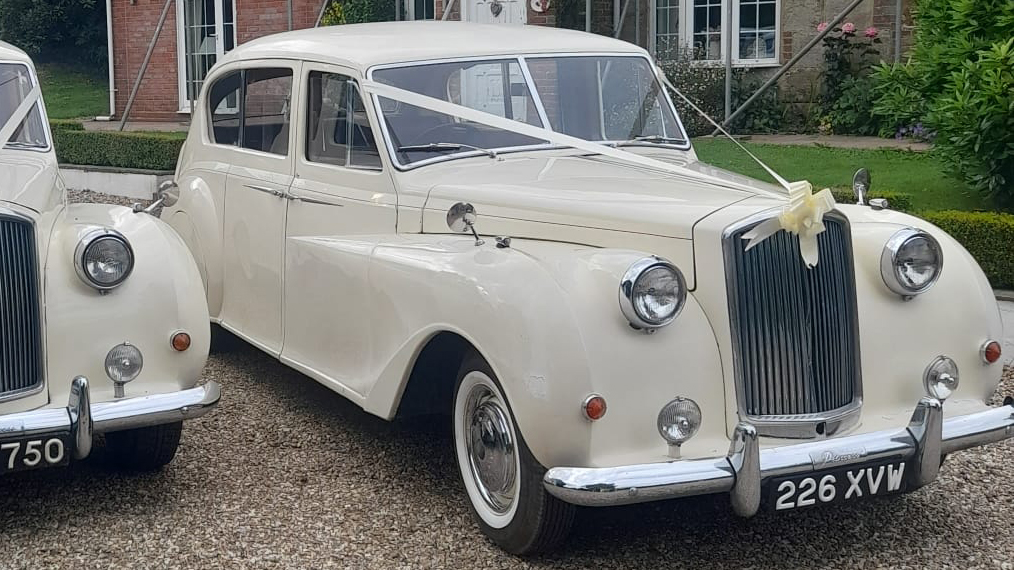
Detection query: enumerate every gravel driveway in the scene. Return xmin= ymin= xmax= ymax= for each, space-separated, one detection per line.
xmin=2 ymin=191 xmax=1011 ymax=569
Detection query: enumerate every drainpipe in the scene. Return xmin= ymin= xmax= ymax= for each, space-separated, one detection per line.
xmin=585 ymin=0 xmax=591 ymax=31
xmin=288 ymin=0 xmax=293 ymax=29
xmin=893 ymin=0 xmax=901 ymax=61
xmin=103 ymin=0 xmax=116 ymax=119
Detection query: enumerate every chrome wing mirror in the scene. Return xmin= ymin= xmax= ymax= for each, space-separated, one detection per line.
xmin=852 ymin=168 xmax=870 ymax=206
xmin=446 ymin=202 xmax=484 ymax=246
xmin=134 ymin=180 xmax=180 ymax=215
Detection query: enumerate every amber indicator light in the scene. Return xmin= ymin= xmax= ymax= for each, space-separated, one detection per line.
xmin=171 ymin=332 xmax=192 ymax=352
xmin=583 ymin=395 xmax=608 ymax=421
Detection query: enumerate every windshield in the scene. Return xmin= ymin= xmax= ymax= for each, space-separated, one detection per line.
xmin=0 ymin=63 xmax=47 ymax=149
xmin=372 ymin=55 xmax=685 ymax=166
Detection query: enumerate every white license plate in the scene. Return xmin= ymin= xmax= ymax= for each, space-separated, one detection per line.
xmin=769 ymin=461 xmax=908 ymax=511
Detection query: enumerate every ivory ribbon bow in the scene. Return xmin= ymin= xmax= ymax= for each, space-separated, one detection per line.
xmin=741 ymin=181 xmax=837 ymax=267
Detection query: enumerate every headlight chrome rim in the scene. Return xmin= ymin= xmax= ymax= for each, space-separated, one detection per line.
xmin=619 ymin=256 xmax=687 ymax=329
xmin=74 ymin=228 xmax=135 ymax=291
xmin=880 ymin=228 xmax=942 ymax=297
xmin=657 ymin=397 xmax=702 ymax=448
xmin=923 ymin=355 xmax=959 ymax=400
xmin=104 ymin=342 xmax=143 ymax=385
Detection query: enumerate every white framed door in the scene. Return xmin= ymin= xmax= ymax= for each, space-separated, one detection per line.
xmin=176 ymin=0 xmax=237 ymax=113
xmin=464 ymin=0 xmax=527 ymax=24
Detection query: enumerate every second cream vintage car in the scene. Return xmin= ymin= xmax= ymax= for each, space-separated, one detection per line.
xmin=0 ymin=41 xmax=219 ymax=477
xmin=162 ymin=22 xmax=1013 ymax=553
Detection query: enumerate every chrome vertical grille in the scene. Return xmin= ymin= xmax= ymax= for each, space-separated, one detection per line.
xmin=0 ymin=214 xmax=43 ymax=399
xmin=724 ymin=213 xmax=860 ymax=427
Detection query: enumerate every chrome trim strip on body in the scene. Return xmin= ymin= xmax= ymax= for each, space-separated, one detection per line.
xmin=721 ymin=209 xmax=863 ymax=438
xmin=0 ymin=379 xmax=221 ymax=455
xmin=543 ymin=399 xmax=1014 ymax=512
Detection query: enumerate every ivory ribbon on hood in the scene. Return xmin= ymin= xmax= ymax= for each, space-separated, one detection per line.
xmin=0 ymin=85 xmax=41 ymax=148
xmin=363 ymin=76 xmax=836 ymax=266
xmin=654 ymin=69 xmax=837 ymax=267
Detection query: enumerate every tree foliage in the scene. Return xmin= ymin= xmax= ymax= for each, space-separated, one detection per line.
xmin=0 ymin=0 xmax=107 ymax=68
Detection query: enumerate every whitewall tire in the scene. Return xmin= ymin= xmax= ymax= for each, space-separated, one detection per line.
xmin=452 ymin=353 xmax=575 ymax=554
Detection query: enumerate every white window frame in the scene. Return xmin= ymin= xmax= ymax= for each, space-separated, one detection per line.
xmin=653 ymin=0 xmax=780 ymax=67
xmin=175 ymin=0 xmax=238 ymax=113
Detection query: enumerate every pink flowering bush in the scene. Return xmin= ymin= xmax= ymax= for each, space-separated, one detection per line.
xmin=817 ymin=21 xmax=882 ymax=134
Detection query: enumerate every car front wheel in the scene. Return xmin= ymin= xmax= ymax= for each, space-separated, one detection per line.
xmin=453 ymin=354 xmax=575 ymax=554
xmin=105 ymin=421 xmax=183 ymax=471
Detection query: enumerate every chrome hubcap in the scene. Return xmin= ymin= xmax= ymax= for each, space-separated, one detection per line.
xmin=463 ymin=384 xmax=517 ymax=514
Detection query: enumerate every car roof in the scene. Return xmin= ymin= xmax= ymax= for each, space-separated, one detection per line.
xmin=0 ymin=41 xmax=32 ymax=65
xmin=219 ymin=21 xmax=647 ymax=70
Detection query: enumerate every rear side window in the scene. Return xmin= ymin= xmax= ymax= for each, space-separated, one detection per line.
xmin=206 ymin=67 xmax=293 ymax=156
xmin=305 ymin=71 xmax=382 ymax=170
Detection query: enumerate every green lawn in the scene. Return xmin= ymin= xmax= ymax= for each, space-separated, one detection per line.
xmin=693 ymin=138 xmax=988 ymax=212
xmin=36 ymin=63 xmax=109 ymax=120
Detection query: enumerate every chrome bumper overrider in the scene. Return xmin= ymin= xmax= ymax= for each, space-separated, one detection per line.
xmin=543 ymin=397 xmax=1014 ymax=515
xmin=0 ymin=377 xmax=221 ymax=461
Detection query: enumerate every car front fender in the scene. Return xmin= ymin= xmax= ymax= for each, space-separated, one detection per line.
xmin=43 ymin=204 xmax=210 ymax=406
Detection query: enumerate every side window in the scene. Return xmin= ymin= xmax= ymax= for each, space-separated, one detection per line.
xmin=209 ymin=71 xmax=241 ymax=146
xmin=305 ymin=71 xmax=382 ymax=170
xmin=243 ymin=68 xmax=293 ymax=155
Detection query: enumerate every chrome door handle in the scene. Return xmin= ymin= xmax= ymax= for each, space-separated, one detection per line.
xmin=244 ymin=184 xmax=285 ymax=198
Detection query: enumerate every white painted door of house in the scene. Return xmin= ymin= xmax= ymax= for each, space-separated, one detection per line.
xmin=176 ymin=0 xmax=236 ymax=112
xmin=467 ymin=0 xmax=526 ymax=24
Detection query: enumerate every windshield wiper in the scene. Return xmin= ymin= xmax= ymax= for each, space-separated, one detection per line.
xmin=396 ymin=142 xmax=498 ymax=159
xmin=611 ymin=135 xmax=686 ymax=147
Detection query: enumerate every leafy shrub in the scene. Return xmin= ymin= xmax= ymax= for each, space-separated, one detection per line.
xmin=0 ymin=0 xmax=107 ymax=68
xmin=658 ymin=54 xmax=785 ymax=136
xmin=928 ymin=39 xmax=1014 ymax=202
xmin=53 ymin=130 xmax=184 ymax=171
xmin=320 ymin=0 xmax=395 ymax=25
xmin=922 ymin=210 xmax=1014 ymax=289
xmin=49 ymin=119 xmax=85 ymax=132
xmin=870 ymin=61 xmax=930 ymax=139
xmin=816 ymin=23 xmax=882 ymax=135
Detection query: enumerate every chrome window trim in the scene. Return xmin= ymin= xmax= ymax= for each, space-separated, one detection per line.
xmin=365 ymin=52 xmax=692 ymax=171
xmin=0 ymin=207 xmax=45 ymax=403
xmin=0 ymin=59 xmax=52 ymax=153
xmin=721 ymin=209 xmax=864 ymax=439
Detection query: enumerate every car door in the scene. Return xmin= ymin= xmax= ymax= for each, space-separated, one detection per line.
xmin=219 ymin=63 xmax=300 ymax=355
xmin=279 ymin=65 xmax=398 ymax=396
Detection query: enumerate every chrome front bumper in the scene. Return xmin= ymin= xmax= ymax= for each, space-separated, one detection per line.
xmin=0 ymin=377 xmax=221 ymax=461
xmin=543 ymin=397 xmax=1014 ymax=516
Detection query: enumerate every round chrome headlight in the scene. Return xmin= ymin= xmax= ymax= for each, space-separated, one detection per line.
xmin=923 ymin=355 xmax=959 ymax=400
xmin=880 ymin=228 xmax=942 ymax=296
xmin=75 ymin=229 xmax=134 ymax=290
xmin=657 ymin=397 xmax=702 ymax=446
xmin=619 ymin=257 xmax=687 ymax=329
xmin=105 ymin=342 xmax=143 ymax=384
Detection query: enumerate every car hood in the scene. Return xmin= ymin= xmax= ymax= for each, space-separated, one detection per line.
xmin=0 ymin=150 xmax=63 ymax=214
xmin=412 ymin=151 xmax=785 ymax=241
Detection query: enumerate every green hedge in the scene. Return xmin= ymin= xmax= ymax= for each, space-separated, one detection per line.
xmin=829 ymin=188 xmax=914 ymax=213
xmin=921 ymin=210 xmax=1014 ymax=290
xmin=52 ymin=129 xmax=184 ymax=171
xmin=49 ymin=119 xmax=85 ymax=132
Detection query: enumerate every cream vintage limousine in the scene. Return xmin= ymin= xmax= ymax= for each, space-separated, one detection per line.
xmin=0 ymin=41 xmax=219 ymax=476
xmin=161 ymin=22 xmax=1012 ymax=553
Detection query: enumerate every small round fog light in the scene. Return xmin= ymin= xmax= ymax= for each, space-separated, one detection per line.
xmin=105 ymin=342 xmax=143 ymax=384
xmin=924 ymin=355 xmax=959 ymax=400
xmin=657 ymin=397 xmax=701 ymax=452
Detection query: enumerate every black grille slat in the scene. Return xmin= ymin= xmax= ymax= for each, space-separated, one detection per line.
xmin=0 ymin=215 xmax=42 ymax=397
xmin=727 ymin=216 xmax=859 ymax=417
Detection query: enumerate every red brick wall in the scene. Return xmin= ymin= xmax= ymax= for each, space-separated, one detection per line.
xmin=111 ymin=0 xmax=325 ymax=122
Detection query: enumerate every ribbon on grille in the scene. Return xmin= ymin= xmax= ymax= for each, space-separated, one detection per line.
xmin=0 ymin=85 xmax=41 ymax=148
xmin=654 ymin=69 xmax=836 ymax=266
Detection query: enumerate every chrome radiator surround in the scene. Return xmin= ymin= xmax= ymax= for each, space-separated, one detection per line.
xmin=0 ymin=209 xmax=44 ymax=403
xmin=722 ymin=210 xmax=862 ymax=439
